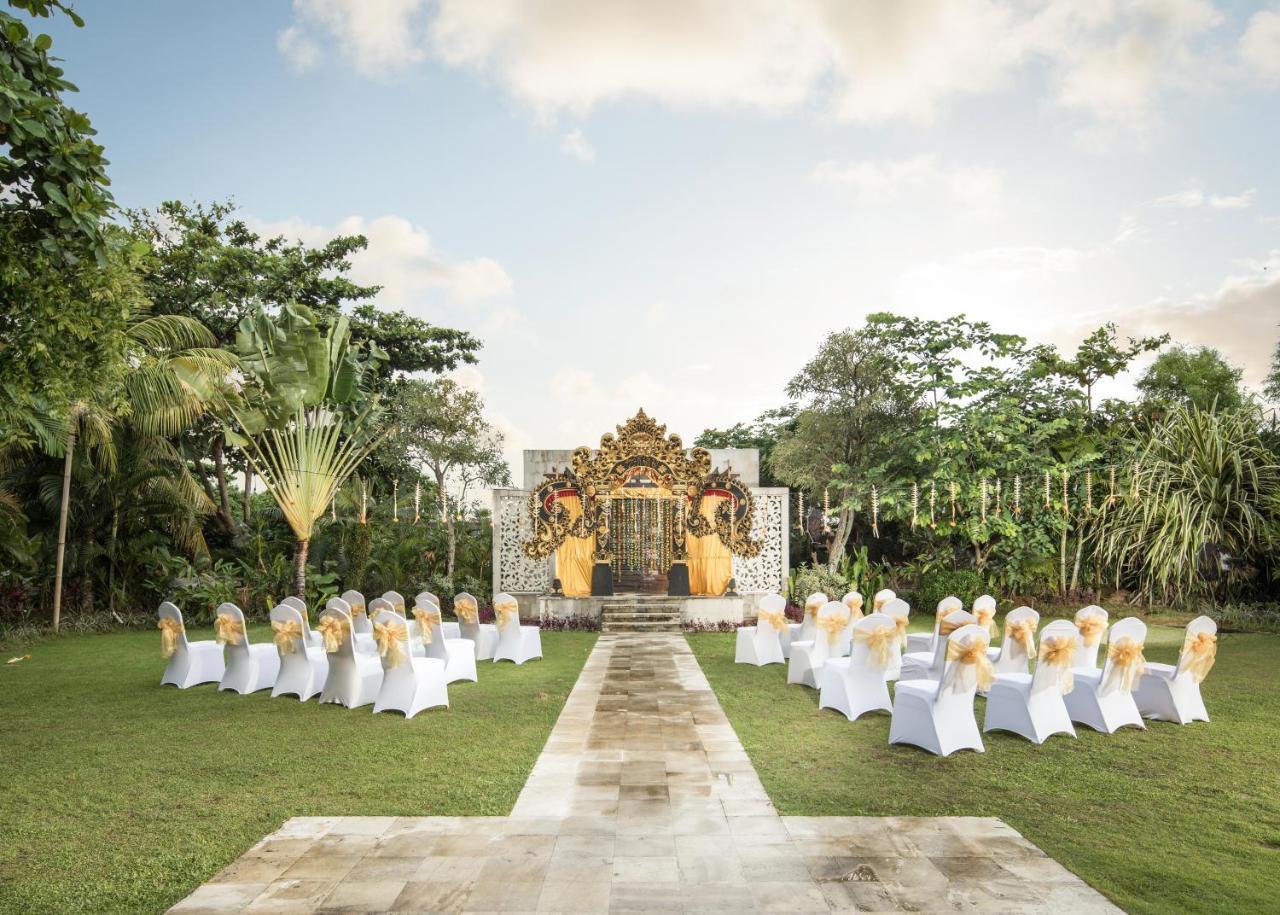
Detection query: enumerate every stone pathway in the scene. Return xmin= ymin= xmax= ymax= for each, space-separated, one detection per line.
xmin=170 ymin=634 xmax=1120 ymax=913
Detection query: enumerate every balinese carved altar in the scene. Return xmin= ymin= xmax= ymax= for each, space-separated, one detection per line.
xmin=491 ymin=411 xmax=788 ymax=618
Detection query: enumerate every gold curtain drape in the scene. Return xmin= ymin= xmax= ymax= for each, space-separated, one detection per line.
xmin=687 ymin=495 xmax=732 ymax=596
xmin=555 ymin=494 xmax=595 ymax=597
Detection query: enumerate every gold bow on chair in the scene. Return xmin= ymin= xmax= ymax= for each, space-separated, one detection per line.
xmin=271 ymin=619 xmax=303 ymax=655
xmin=157 ymin=617 xmax=183 ymax=658
xmin=455 ymin=599 xmax=479 ymax=625
xmin=392 ymin=601 xmax=406 ymax=617
xmin=495 ymin=599 xmax=520 ymax=630
xmin=757 ymin=609 xmax=786 ymax=632
xmin=936 ymin=604 xmax=956 ymax=625
xmin=316 ymin=616 xmax=348 ymax=653
xmin=214 ymin=613 xmax=243 ymax=647
xmin=348 ymin=602 xmax=367 ymax=618
xmin=1103 ymin=637 xmax=1146 ymax=694
xmin=412 ymin=607 xmax=440 ymax=645
xmin=804 ymin=597 xmax=823 ymax=618
xmin=944 ymin=637 xmax=994 ymax=693
xmin=854 ymin=624 xmax=897 ymax=670
xmin=816 ymin=613 xmax=849 ymax=646
xmin=1037 ymin=634 xmax=1077 ymax=694
xmin=938 ymin=616 xmax=966 ymax=638
xmin=374 ymin=620 xmax=408 ymax=667
xmin=1181 ymin=631 xmax=1217 ymax=683
xmin=974 ymin=607 xmax=997 ymax=639
xmin=892 ymin=615 xmax=909 ymax=648
xmin=1075 ymin=613 xmax=1106 ymax=647
xmin=1005 ymin=618 xmax=1037 ymax=654
xmin=844 ymin=595 xmax=864 ymax=620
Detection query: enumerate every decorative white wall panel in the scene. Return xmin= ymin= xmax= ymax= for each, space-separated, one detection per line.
xmin=733 ymin=488 xmax=788 ymax=595
xmin=494 ymin=490 xmax=549 ymax=594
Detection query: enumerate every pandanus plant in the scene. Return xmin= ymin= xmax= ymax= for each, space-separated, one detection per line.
xmin=222 ymin=304 xmax=389 ymax=598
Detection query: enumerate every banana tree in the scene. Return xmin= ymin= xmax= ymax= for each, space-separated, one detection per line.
xmin=222 ymin=304 xmax=388 ymax=598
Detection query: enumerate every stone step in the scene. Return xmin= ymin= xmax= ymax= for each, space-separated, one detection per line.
xmin=603 ymin=623 xmax=683 ymax=633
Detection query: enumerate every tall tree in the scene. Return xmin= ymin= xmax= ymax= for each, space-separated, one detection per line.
xmin=1137 ymin=345 xmax=1245 ymax=412
xmin=1264 ymin=335 xmax=1280 ymax=404
xmin=388 ymin=378 xmax=511 ymax=588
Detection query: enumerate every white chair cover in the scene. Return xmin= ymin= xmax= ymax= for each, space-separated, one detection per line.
xmin=492 ymin=593 xmax=542 ymax=664
xmin=1073 ymin=605 xmax=1110 ymax=669
xmin=216 ymin=602 xmax=278 ymax=694
xmin=371 ymin=609 xmax=449 ymax=718
xmin=983 ymin=619 xmax=1077 ymax=744
xmin=784 ymin=592 xmax=826 ymax=659
xmin=341 ymin=589 xmax=371 ymax=636
xmin=454 ymin=591 xmax=498 ymax=661
xmin=900 ymin=610 xmax=976 ymax=681
xmin=318 ymin=604 xmax=383 ymax=708
xmin=734 ymin=593 xmax=786 ymax=666
xmin=787 ymin=601 xmax=849 ymax=689
xmin=880 ymin=598 xmax=911 ymax=681
xmin=1064 ymin=616 xmax=1147 ymax=733
xmin=280 ymin=595 xmax=323 ymax=649
xmin=818 ymin=613 xmax=896 ymax=721
xmin=413 ymin=597 xmax=478 ymax=683
xmin=269 ymin=603 xmax=329 ymax=701
xmin=1134 ymin=615 xmax=1215 ymax=724
xmin=157 ymin=601 xmax=224 ymax=689
xmin=889 ymin=623 xmax=989 ymax=756
xmin=906 ymin=595 xmax=961 ymax=654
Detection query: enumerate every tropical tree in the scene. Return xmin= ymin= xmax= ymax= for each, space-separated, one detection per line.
xmin=1264 ymin=336 xmax=1280 ymax=404
xmin=1093 ymin=405 xmax=1280 ymax=605
xmin=1137 ymin=345 xmax=1245 ymax=412
xmin=223 ymin=304 xmax=388 ymax=597
xmin=387 ymin=378 xmax=510 ymax=589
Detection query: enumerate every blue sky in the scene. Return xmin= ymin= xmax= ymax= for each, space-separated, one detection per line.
xmin=45 ymin=1 xmax=1280 ymax=466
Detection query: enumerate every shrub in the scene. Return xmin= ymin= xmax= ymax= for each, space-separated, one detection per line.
xmin=908 ymin=569 xmax=986 ymax=613
xmin=1204 ymin=602 xmax=1280 ymax=633
xmin=787 ymin=565 xmax=849 ymax=604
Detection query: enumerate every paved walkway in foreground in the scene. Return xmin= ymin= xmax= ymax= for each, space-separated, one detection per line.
xmin=171 ymin=634 xmax=1120 ymax=913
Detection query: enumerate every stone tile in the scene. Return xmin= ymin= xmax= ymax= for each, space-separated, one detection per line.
xmin=535 ymin=876 xmax=612 ymax=912
xmin=168 ymin=882 xmax=269 ymax=912
xmin=612 ymin=855 xmax=680 ymax=883
xmin=280 ymin=854 xmax=361 ymax=881
xmin=317 ymin=879 xmax=406 ymax=912
xmin=390 ymin=878 xmax=476 ymax=912
xmin=246 ymin=878 xmax=340 ymax=912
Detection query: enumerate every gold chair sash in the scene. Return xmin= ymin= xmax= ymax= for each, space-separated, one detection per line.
xmin=412 ymin=607 xmax=440 ymax=645
xmin=804 ymin=596 xmax=823 ymax=617
xmin=816 ymin=613 xmax=849 ymax=646
xmin=455 ymin=599 xmax=479 ymax=625
xmin=1103 ymin=637 xmax=1146 ymax=694
xmin=757 ymin=609 xmax=786 ymax=632
xmin=944 ymin=638 xmax=994 ymax=693
xmin=936 ymin=604 xmax=956 ymax=623
xmin=271 ymin=619 xmax=303 ymax=654
xmin=1005 ymin=618 xmax=1037 ymax=654
xmin=373 ymin=620 xmax=408 ymax=668
xmin=495 ymin=600 xmax=519 ymax=630
xmin=844 ymin=595 xmax=864 ymax=620
xmin=1075 ymin=613 xmax=1106 ymax=647
xmin=315 ymin=616 xmax=348 ymax=653
xmin=973 ymin=606 xmax=997 ymax=639
xmin=892 ymin=615 xmax=909 ymax=648
xmin=348 ymin=602 xmax=366 ymax=618
xmin=214 ymin=613 xmax=244 ymax=647
xmin=938 ymin=616 xmax=966 ymax=638
xmin=157 ymin=617 xmax=183 ymax=658
xmin=1037 ymin=634 xmax=1077 ymax=694
xmin=854 ymin=624 xmax=897 ymax=669
xmin=1181 ymin=631 xmax=1217 ymax=683
xmin=392 ymin=601 xmax=406 ymax=617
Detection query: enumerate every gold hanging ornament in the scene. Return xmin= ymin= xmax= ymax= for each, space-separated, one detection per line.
xmin=929 ymin=481 xmax=937 ymax=529
xmin=414 ymin=482 xmax=421 ymax=524
xmin=994 ymin=477 xmax=1002 ymax=516
xmin=1084 ymin=469 xmax=1093 ymax=514
xmin=949 ymin=480 xmax=957 ymax=522
xmin=1044 ymin=470 xmax=1051 ymax=510
xmin=1014 ymin=475 xmax=1022 ymax=516
xmin=980 ymin=477 xmax=988 ymax=523
xmin=392 ymin=480 xmax=400 ymax=523
xmin=870 ymin=484 xmax=879 ymax=538
xmin=360 ymin=479 xmax=368 ymax=525
xmin=1061 ymin=470 xmax=1069 ymax=517
xmin=910 ymin=482 xmax=919 ymax=530
xmin=797 ymin=490 xmax=805 ymax=531
xmin=822 ymin=487 xmax=831 ymax=534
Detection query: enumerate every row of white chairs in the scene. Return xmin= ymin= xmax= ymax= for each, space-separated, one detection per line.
xmin=736 ymin=592 xmax=1218 ymax=756
xmin=157 ymin=591 xmax=541 ymax=719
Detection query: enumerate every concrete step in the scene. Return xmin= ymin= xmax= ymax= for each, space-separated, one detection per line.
xmin=603 ymin=622 xmax=683 ymax=632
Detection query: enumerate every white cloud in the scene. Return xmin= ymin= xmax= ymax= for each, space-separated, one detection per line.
xmin=280 ymin=0 xmax=427 ymax=77
xmin=813 ymin=155 xmax=1004 ymax=215
xmin=250 ymin=214 xmax=513 ymax=307
xmin=560 ymin=128 xmax=596 ymax=163
xmin=1240 ymin=8 xmax=1280 ymax=79
xmin=1155 ymin=187 xmax=1256 ymax=208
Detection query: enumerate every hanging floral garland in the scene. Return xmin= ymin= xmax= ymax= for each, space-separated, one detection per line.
xmin=980 ymin=477 xmax=988 ymax=523
xmin=910 ymin=482 xmax=919 ymax=530
xmin=929 ymin=481 xmax=937 ymax=529
xmin=1014 ymin=474 xmax=1022 ymax=516
xmin=994 ymin=477 xmax=1002 ymax=516
xmin=870 ymin=484 xmax=880 ymax=538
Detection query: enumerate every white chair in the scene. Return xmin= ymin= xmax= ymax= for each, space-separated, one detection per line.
xmin=899 ymin=610 xmax=976 ymax=681
xmin=1073 ymin=605 xmax=1109 ymax=669
xmin=734 ymin=594 xmax=787 ymax=666
xmin=318 ymin=605 xmax=383 ymax=708
xmin=784 ymin=592 xmax=826 ymax=659
xmin=787 ymin=601 xmax=849 ymax=689
xmin=493 ymin=593 xmax=542 ymax=664
xmin=269 ymin=603 xmax=329 ymax=701
xmin=881 ymin=598 xmax=911 ymax=681
xmin=342 ymin=589 xmax=371 ymax=637
xmin=281 ymin=595 xmax=324 ymax=649
xmin=215 ymin=602 xmax=279 ymax=694
xmin=329 ymin=596 xmax=375 ymax=652
xmin=871 ymin=588 xmax=895 ymax=612
xmin=833 ymin=590 xmax=864 ymax=656
xmin=157 ymin=602 xmax=224 ymax=688
xmin=1134 ymin=616 xmax=1216 ymax=724
xmin=1064 ymin=616 xmax=1147 ymax=734
xmin=906 ymin=596 xmax=962 ymax=654
xmin=818 ymin=613 xmax=897 ymax=721
xmin=454 ymin=592 xmax=498 ymax=661
xmin=991 ymin=606 xmax=1040 ymax=675
xmin=371 ymin=609 xmax=449 ymax=718
xmin=983 ymin=620 xmax=1078 ymax=744
xmin=382 ymin=590 xmax=408 ymax=616
xmin=889 ymin=623 xmax=990 ymax=757
xmin=413 ymin=599 xmax=478 ymax=683
xmin=971 ymin=594 xmax=998 ymax=642
xmin=416 ymin=592 xmax=461 ymax=639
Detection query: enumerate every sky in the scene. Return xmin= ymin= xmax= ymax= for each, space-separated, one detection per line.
xmin=43 ymin=0 xmax=1280 ymax=477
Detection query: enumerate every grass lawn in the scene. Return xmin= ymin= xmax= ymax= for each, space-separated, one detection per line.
xmin=688 ymin=622 xmax=1280 ymax=915
xmin=0 ymin=627 xmax=596 ymax=915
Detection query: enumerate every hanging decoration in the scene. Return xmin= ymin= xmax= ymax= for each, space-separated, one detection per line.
xmin=797 ymin=491 xmax=805 ymax=531
xmin=929 ymin=481 xmax=937 ymax=529
xmin=1014 ymin=475 xmax=1022 ymax=516
xmin=870 ymin=484 xmax=880 ymax=538
xmin=1107 ymin=466 xmax=1117 ymax=509
xmin=1043 ymin=470 xmax=1051 ymax=510
xmin=910 ymin=482 xmax=919 ymax=530
xmin=980 ymin=477 xmax=988 ymax=523
xmin=413 ymin=482 xmax=421 ymax=524
xmin=1131 ymin=461 xmax=1141 ymax=503
xmin=1084 ymin=469 xmax=1093 ymax=514
xmin=949 ymin=480 xmax=957 ymax=522
xmin=392 ymin=480 xmax=399 ymax=523
xmin=330 ymin=498 xmax=336 ymax=522
xmin=822 ymin=488 xmax=831 ymax=534
xmin=1061 ymin=470 xmax=1069 ymax=517
xmin=994 ymin=477 xmax=1002 ymax=516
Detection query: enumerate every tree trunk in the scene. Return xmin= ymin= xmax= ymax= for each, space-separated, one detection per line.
xmin=79 ymin=525 xmax=95 ymax=615
xmin=292 ymin=539 xmax=309 ymax=599
xmin=435 ymin=469 xmax=456 ymax=588
xmin=242 ymin=466 xmax=253 ymax=521
xmin=826 ymin=505 xmax=853 ymax=572
xmin=107 ymin=500 xmax=119 ymax=614
xmin=211 ymin=434 xmax=235 ymax=532
xmin=52 ymin=421 xmax=78 ymax=632
xmin=1070 ymin=526 xmax=1085 ymax=595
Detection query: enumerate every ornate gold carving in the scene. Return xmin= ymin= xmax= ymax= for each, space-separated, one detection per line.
xmin=524 ymin=410 xmax=758 ymax=562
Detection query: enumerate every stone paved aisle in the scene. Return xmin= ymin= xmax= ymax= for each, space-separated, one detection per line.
xmin=170 ymin=634 xmax=1121 ymax=913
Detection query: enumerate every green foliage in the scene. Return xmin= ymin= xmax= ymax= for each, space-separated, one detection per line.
xmin=1264 ymin=336 xmax=1280 ymax=404
xmin=786 ymin=564 xmax=848 ymax=604
xmin=1137 ymin=345 xmax=1245 ymax=412
xmin=906 ymin=568 xmax=986 ymax=613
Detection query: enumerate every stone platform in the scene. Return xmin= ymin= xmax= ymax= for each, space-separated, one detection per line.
xmin=537 ymin=595 xmax=750 ymax=629
xmin=170 ymin=634 xmax=1119 ymax=913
